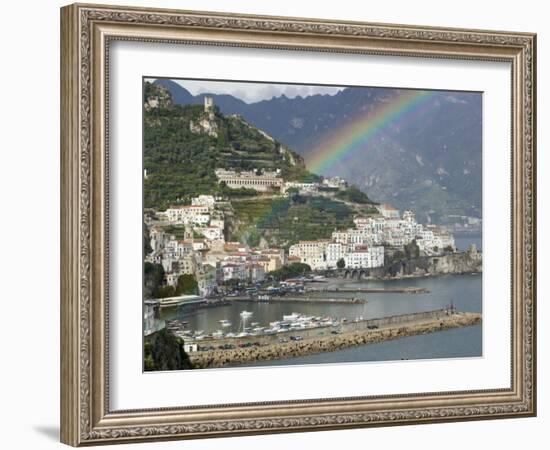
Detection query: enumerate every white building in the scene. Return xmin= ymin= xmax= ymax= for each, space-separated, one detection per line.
xmin=195 ymin=226 xmax=224 ymax=242
xmin=220 ymin=262 xmax=247 ymax=281
xmin=165 ymin=205 xmax=210 ymax=223
xmin=283 ymin=181 xmax=318 ymax=195
xmin=344 ymin=246 xmax=384 ymax=269
xmin=165 ymin=272 xmax=179 ymax=287
xmin=191 ymin=195 xmax=216 ymax=208
xmin=332 ymin=231 xmax=350 ymax=245
xmin=288 ymin=241 xmax=328 ymax=270
xmin=210 ymin=218 xmax=225 ymax=229
xmin=165 ymin=240 xmax=193 ymax=258
xmin=326 ymin=242 xmax=345 ymax=268
xmin=322 ymin=176 xmax=347 ymax=189
xmin=215 ymin=168 xmax=283 ymax=192
xmin=190 ymin=239 xmax=207 ymax=251
xmin=149 ymin=227 xmax=166 ymax=252
xmin=377 ymin=203 xmax=401 ymax=219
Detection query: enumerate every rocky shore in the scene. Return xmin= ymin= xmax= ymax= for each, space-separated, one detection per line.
xmin=333 ymin=247 xmax=482 ymax=280
xmin=190 ymin=312 xmax=482 ymax=369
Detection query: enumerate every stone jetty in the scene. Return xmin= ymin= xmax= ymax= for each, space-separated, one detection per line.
xmin=189 ymin=310 xmax=482 ymax=369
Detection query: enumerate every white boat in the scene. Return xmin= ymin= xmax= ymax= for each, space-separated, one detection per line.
xmin=283 ymin=312 xmax=300 ymax=322
xmin=218 ymin=319 xmax=232 ymax=327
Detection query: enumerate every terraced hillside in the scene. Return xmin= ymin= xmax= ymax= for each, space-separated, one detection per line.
xmin=143 ymin=82 xmax=308 ymax=210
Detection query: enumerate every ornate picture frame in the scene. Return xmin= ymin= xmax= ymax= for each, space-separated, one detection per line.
xmin=60 ymin=3 xmax=536 ymax=446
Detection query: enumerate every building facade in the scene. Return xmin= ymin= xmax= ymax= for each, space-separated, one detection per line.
xmin=215 ymin=168 xmax=283 ymax=192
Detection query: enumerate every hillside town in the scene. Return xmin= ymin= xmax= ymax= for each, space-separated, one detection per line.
xmin=145 ymin=188 xmax=455 ymax=298
xmin=144 ymin=95 xmax=456 ymax=301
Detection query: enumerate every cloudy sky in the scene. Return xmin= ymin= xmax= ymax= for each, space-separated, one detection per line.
xmin=168 ymin=79 xmax=344 ymax=103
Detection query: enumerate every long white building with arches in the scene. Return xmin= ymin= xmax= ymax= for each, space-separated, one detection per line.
xmin=215 ymin=168 xmax=283 ymax=192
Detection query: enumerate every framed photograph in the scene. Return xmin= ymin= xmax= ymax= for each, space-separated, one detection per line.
xmin=60 ymin=3 xmax=536 ymax=446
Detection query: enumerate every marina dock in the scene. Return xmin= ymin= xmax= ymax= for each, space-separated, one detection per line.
xmin=305 ymin=286 xmax=429 ymax=294
xmin=231 ymin=295 xmax=366 ymax=304
xmin=187 ymin=309 xmax=481 ymax=368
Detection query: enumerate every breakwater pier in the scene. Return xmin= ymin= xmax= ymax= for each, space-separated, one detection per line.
xmin=232 ymin=295 xmax=366 ymax=304
xmin=305 ymin=286 xmax=428 ymax=294
xmin=189 ymin=309 xmax=481 ymax=368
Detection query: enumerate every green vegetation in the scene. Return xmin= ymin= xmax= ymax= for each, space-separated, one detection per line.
xmin=143 ymin=81 xmax=307 ymax=209
xmin=385 ymin=248 xmax=405 ymax=265
xmin=144 ymin=262 xmax=164 ymax=299
xmin=221 ymin=185 xmax=258 ymax=198
xmin=337 ymin=258 xmax=346 ymax=269
xmin=143 ymin=223 xmax=153 ymax=255
xmin=231 ymin=195 xmax=355 ymax=248
xmin=269 ymin=262 xmax=311 ymax=281
xmin=144 ymin=81 xmax=382 ymax=249
xmin=161 ymin=225 xmax=187 ymax=240
xmin=404 ymin=239 xmax=420 ymax=259
xmin=144 ymin=265 xmax=199 ymax=299
xmin=335 ymin=184 xmax=376 ymax=205
xmin=144 ymin=329 xmax=194 ymax=371
xmin=155 ymin=274 xmax=199 ymax=298
xmin=175 ymin=274 xmax=199 ymax=295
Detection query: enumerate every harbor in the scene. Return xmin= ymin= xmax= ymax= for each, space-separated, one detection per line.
xmin=154 ymin=273 xmax=482 ymax=367
xmin=187 ymin=309 xmax=481 ymax=368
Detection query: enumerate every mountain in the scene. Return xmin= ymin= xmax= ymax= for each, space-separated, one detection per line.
xmin=153 ymin=78 xmax=194 ymax=105
xmin=143 ymin=81 xmax=309 ymax=210
xmin=155 ymin=80 xmax=482 ymax=223
xmin=144 ymin=82 xmax=377 ymax=248
xmin=154 ymin=78 xmax=250 ymax=115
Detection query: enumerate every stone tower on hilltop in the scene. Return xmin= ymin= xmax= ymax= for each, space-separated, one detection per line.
xmin=189 ymin=96 xmax=218 ymax=137
xmin=204 ymin=96 xmax=214 ymax=120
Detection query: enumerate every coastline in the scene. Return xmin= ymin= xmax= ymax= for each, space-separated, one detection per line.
xmin=190 ymin=311 xmax=482 ymax=369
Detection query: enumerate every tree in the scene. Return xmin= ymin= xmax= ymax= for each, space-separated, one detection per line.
xmin=269 ymin=263 xmax=311 ymax=281
xmin=144 ymin=328 xmax=193 ymax=371
xmin=144 ymin=262 xmax=165 ymax=299
xmin=444 ymin=245 xmax=454 ymax=253
xmin=404 ymin=239 xmax=420 ymax=259
xmin=286 ymin=187 xmax=299 ymax=195
xmin=335 ymin=185 xmax=374 ymax=204
xmin=337 ymin=258 xmax=346 ymax=269
xmin=143 ymin=223 xmax=153 ymax=255
xmin=175 ymin=274 xmax=199 ymax=295
xmin=155 ymin=285 xmax=176 ymax=299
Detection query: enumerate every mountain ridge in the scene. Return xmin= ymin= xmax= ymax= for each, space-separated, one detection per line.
xmin=153 ymin=78 xmax=482 ymax=223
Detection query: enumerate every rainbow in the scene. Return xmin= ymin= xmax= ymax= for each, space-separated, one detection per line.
xmin=307 ymin=89 xmax=437 ymax=175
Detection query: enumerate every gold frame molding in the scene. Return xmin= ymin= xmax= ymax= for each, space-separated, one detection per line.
xmin=60 ymin=3 xmax=536 ymax=446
